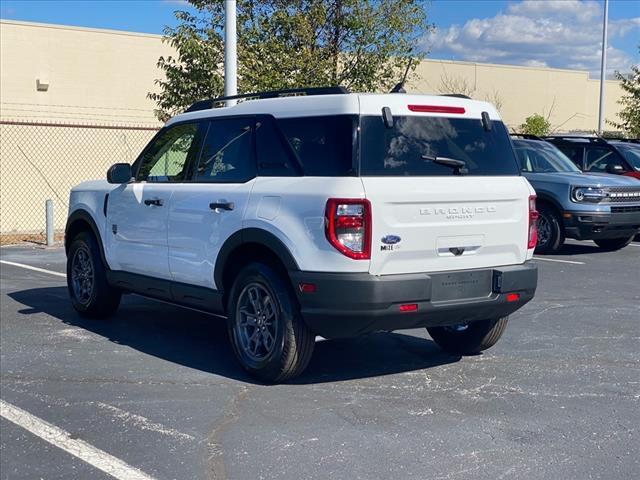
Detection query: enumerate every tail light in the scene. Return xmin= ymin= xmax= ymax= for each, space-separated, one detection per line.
xmin=528 ymin=195 xmax=539 ymax=249
xmin=325 ymin=198 xmax=371 ymax=260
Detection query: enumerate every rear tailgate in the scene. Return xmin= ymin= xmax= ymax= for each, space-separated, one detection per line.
xmin=362 ymin=176 xmax=531 ymax=275
xmin=358 ymin=97 xmax=532 ymax=276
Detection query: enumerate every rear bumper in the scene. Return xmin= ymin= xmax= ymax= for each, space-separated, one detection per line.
xmin=290 ymin=262 xmax=537 ymax=339
xmin=562 ymin=209 xmax=640 ymax=240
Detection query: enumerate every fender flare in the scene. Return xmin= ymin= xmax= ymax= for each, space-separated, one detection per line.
xmin=214 ymin=228 xmax=299 ymax=289
xmin=534 ymin=191 xmax=564 ymax=215
xmin=65 ymin=209 xmax=109 ymax=268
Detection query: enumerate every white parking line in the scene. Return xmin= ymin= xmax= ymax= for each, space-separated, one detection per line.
xmin=0 ymin=399 xmax=156 ymax=480
xmin=533 ymin=257 xmax=585 ymax=265
xmin=0 ymin=260 xmax=66 ymax=278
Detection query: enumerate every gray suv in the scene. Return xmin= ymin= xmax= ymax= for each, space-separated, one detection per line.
xmin=511 ymin=136 xmax=640 ymax=253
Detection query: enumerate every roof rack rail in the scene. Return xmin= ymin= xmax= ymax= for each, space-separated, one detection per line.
xmin=541 ymin=135 xmax=607 ymax=144
xmin=440 ymin=93 xmax=472 ymax=100
xmin=602 ymin=137 xmax=639 ymax=144
xmin=184 ymin=86 xmax=350 ymax=113
xmin=510 ymin=133 xmax=544 ymax=141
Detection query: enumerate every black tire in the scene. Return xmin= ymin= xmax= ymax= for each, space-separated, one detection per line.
xmin=227 ymin=262 xmax=315 ymax=383
xmin=427 ymin=317 xmax=509 ymax=355
xmin=67 ymin=231 xmax=121 ymax=318
xmin=535 ymin=204 xmax=564 ymax=254
xmin=593 ymin=236 xmax=634 ymax=251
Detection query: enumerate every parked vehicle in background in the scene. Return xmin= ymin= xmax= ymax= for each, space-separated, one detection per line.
xmin=543 ymin=135 xmax=640 ymax=180
xmin=64 ymin=87 xmax=539 ymax=382
xmin=512 ymin=135 xmax=640 ymax=254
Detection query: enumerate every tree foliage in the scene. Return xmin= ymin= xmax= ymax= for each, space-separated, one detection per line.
xmin=520 ymin=114 xmax=551 ymax=136
xmin=149 ymin=0 xmax=432 ymax=121
xmin=607 ymin=49 xmax=640 ymax=138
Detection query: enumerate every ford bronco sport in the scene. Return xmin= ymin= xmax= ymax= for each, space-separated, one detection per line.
xmin=65 ymin=87 xmax=538 ymax=382
xmin=512 ymin=135 xmax=640 ymax=253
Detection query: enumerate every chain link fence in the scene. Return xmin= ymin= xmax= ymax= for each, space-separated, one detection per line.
xmin=0 ymin=120 xmax=159 ymax=245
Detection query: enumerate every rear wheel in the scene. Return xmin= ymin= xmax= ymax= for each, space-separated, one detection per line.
xmin=227 ymin=262 xmax=315 ymax=383
xmin=67 ymin=231 xmax=121 ymax=318
xmin=594 ymin=236 xmax=634 ymax=251
xmin=427 ymin=317 xmax=509 ymax=355
xmin=535 ymin=205 xmax=564 ymax=254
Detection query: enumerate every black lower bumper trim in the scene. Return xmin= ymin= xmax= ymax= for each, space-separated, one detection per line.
xmin=562 ymin=210 xmax=640 ymax=240
xmin=290 ymin=262 xmax=537 ymax=339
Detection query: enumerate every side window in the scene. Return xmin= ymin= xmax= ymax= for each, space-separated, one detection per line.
xmin=194 ymin=117 xmax=256 ymax=183
xmin=277 ymin=116 xmax=355 ymax=176
xmin=137 ymin=123 xmax=199 ymax=182
xmin=557 ymin=145 xmax=584 ymax=169
xmin=514 ymin=148 xmax=532 ymax=172
xmin=585 ymin=147 xmax=626 ymax=172
xmin=255 ymin=116 xmax=299 ymax=176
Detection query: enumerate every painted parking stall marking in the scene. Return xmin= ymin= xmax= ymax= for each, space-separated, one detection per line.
xmin=0 ymin=399 xmax=156 ymax=480
xmin=0 ymin=260 xmax=66 ymax=277
xmin=533 ymin=256 xmax=585 ymax=265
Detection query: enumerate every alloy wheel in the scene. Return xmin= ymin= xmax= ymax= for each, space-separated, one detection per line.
xmin=71 ymin=247 xmax=94 ymax=305
xmin=235 ymin=282 xmax=278 ymax=362
xmin=537 ymin=213 xmax=551 ymax=247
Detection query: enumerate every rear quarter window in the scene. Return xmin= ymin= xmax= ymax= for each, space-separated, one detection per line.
xmin=360 ymin=116 xmax=519 ymax=176
xmin=277 ymin=115 xmax=356 ymax=176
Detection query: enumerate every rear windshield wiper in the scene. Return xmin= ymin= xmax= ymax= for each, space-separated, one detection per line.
xmin=421 ymin=154 xmax=468 ymax=175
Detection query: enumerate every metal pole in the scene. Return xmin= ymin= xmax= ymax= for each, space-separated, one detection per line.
xmin=597 ymin=0 xmax=609 ymax=134
xmin=224 ymin=0 xmax=238 ymax=107
xmin=45 ymin=199 xmax=54 ymax=247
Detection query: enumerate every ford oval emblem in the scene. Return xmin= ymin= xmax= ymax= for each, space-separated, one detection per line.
xmin=381 ymin=235 xmax=401 ymax=245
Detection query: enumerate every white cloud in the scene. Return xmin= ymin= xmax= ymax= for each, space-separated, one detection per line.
xmin=424 ymin=0 xmax=639 ymax=78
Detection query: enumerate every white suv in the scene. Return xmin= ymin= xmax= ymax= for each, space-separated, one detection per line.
xmin=65 ymin=87 xmax=538 ymax=382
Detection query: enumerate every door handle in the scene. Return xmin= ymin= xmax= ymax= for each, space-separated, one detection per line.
xmin=144 ymin=198 xmax=164 ymax=207
xmin=209 ymin=201 xmax=234 ymax=211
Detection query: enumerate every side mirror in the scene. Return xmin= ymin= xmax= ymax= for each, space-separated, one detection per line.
xmin=606 ymin=164 xmax=624 ymax=174
xmin=107 ymin=163 xmax=132 ymax=184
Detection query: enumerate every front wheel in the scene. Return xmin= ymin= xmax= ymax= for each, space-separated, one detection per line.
xmin=593 ymin=236 xmax=634 ymax=251
xmin=227 ymin=262 xmax=315 ymax=383
xmin=427 ymin=317 xmax=509 ymax=355
xmin=535 ymin=205 xmax=564 ymax=254
xmin=67 ymin=231 xmax=121 ymax=318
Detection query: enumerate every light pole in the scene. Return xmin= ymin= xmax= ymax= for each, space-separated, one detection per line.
xmin=224 ymin=0 xmax=237 ymax=106
xmin=597 ymin=0 xmax=609 ymax=134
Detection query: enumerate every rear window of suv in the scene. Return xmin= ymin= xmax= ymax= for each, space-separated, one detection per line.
xmin=360 ymin=116 xmax=519 ymax=176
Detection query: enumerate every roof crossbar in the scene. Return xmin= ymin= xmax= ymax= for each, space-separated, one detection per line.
xmin=184 ymin=86 xmax=350 ymax=113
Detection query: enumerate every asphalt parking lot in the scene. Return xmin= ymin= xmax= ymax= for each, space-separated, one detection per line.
xmin=1 ymin=241 xmax=639 ymax=480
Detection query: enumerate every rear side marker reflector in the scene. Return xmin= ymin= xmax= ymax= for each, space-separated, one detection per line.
xmin=298 ymin=283 xmax=316 ymax=293
xmin=408 ymin=105 xmax=466 ymax=114
xmin=399 ymin=303 xmax=418 ymax=312
xmin=506 ymin=293 xmax=520 ymax=303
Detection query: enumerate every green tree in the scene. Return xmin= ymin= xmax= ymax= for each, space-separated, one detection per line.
xmin=149 ymin=0 xmax=432 ymax=121
xmin=520 ymin=114 xmax=551 ymax=136
xmin=607 ymin=49 xmax=640 ymax=138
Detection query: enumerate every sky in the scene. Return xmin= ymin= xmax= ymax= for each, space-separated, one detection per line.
xmin=1 ymin=0 xmax=638 ymax=78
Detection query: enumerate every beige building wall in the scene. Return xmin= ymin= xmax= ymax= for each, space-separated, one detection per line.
xmin=0 ymin=19 xmax=626 ymax=129
xmin=1 ymin=20 xmax=166 ymax=124
xmin=409 ymin=59 xmax=624 ymax=132
xmin=0 ymin=19 xmax=628 ymax=235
